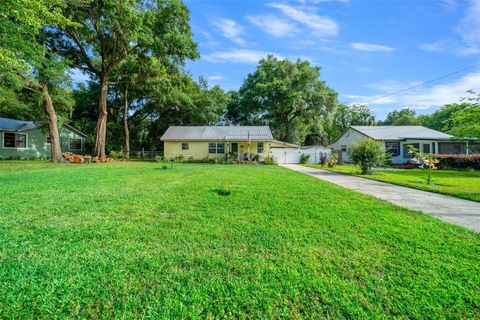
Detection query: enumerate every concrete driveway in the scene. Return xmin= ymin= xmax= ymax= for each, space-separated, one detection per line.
xmin=281 ymin=164 xmax=480 ymax=232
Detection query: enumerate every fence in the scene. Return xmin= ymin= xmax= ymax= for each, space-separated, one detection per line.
xmin=131 ymin=150 xmax=163 ymax=159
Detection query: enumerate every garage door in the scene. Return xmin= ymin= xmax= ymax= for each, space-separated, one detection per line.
xmin=269 ymin=148 xmax=301 ymax=164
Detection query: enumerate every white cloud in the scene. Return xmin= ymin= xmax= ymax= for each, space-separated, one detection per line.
xmin=345 ymin=70 xmax=480 ymax=109
xmin=247 ymin=14 xmax=298 ymax=38
xmin=456 ymin=0 xmax=480 ymax=55
xmin=203 ymin=49 xmax=282 ymax=64
xmin=212 ymin=18 xmax=245 ymax=45
xmin=420 ymin=0 xmax=480 ymax=56
xmin=419 ymin=40 xmax=449 ymax=52
xmin=207 ymin=74 xmax=227 ymax=81
xmin=350 ymin=42 xmax=395 ymax=52
xmin=269 ymin=2 xmax=339 ymax=37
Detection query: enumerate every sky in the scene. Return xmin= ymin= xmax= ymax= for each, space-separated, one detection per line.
xmin=181 ymin=0 xmax=480 ymax=119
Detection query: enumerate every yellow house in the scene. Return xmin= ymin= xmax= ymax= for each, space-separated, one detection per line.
xmin=161 ymin=126 xmax=296 ymax=161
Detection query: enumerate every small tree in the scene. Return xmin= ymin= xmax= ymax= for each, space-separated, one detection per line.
xmin=348 ymin=139 xmax=390 ymax=174
xmin=407 ymin=145 xmax=441 ymax=185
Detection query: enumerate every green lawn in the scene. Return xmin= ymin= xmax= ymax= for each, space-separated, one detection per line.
xmin=1 ymin=161 xmax=479 ymax=318
xmin=306 ymin=164 xmax=480 ymax=202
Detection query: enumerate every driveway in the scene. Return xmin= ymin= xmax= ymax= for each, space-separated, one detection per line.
xmin=281 ymin=164 xmax=480 ymax=232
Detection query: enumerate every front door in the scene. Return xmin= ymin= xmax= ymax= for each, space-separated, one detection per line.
xmin=231 ymin=143 xmax=238 ymax=153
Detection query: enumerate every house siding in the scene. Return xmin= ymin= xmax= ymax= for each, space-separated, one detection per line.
xmin=164 ymin=141 xmax=275 ymax=160
xmin=0 ymin=126 xmax=85 ymax=159
xmin=329 ymin=128 xmax=367 ymax=163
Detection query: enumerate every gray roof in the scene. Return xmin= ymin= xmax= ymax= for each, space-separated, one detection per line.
xmin=0 ymin=117 xmax=86 ymax=136
xmin=351 ymin=126 xmax=453 ymax=140
xmin=161 ymin=126 xmax=274 ymax=141
xmin=0 ymin=117 xmax=38 ymax=131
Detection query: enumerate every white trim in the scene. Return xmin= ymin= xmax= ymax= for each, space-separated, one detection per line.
xmin=2 ymin=131 xmax=28 ymax=149
xmin=68 ymin=137 xmax=82 ymax=150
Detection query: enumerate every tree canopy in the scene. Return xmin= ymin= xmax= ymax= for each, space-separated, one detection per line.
xmin=226 ymin=55 xmax=339 ymax=145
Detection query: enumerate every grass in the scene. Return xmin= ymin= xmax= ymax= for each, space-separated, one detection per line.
xmin=0 ymin=161 xmax=479 ymax=318
xmin=306 ymin=164 xmax=480 ymax=202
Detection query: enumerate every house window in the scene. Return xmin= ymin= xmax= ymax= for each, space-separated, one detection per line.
xmin=181 ymin=143 xmax=189 ymax=150
xmin=422 ymin=143 xmax=431 ymax=153
xmin=385 ymin=142 xmax=400 ymax=156
xmin=403 ymin=143 xmax=419 ymax=158
xmin=208 ymin=142 xmax=224 ymax=154
xmin=257 ymin=142 xmax=264 ymax=153
xmin=69 ymin=138 xmax=82 ymax=150
xmin=46 ymin=136 xmax=51 ymax=144
xmin=341 ymin=145 xmax=347 ymax=152
xmin=3 ymin=132 xmax=27 ymax=148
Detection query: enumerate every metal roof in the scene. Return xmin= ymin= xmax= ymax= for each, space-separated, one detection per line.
xmin=161 ymin=126 xmax=274 ymax=141
xmin=351 ymin=126 xmax=453 ymax=140
xmin=0 ymin=117 xmax=38 ymax=131
xmin=0 ymin=117 xmax=86 ymax=136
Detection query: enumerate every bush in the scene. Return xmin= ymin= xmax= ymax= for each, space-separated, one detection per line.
xmin=109 ymin=151 xmax=122 ymax=160
xmin=263 ymin=155 xmax=276 ymax=165
xmin=324 ymin=153 xmax=338 ymax=168
xmin=299 ymin=154 xmax=310 ymax=164
xmin=348 ymin=139 xmax=390 ymax=175
xmin=154 ymin=155 xmax=165 ymax=163
xmin=438 ymin=153 xmax=480 ymax=170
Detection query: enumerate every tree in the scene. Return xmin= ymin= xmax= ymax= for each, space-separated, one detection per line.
xmin=450 ymin=91 xmax=480 ymax=139
xmin=0 ymin=0 xmax=72 ymax=163
xmin=348 ymin=138 xmax=390 ymax=174
xmin=420 ymin=103 xmax=469 ymax=132
xmin=325 ymin=103 xmax=376 ymax=143
xmin=226 ymin=56 xmax=338 ymax=145
xmin=408 ymin=145 xmax=440 ymax=185
xmin=46 ymin=0 xmax=198 ymax=158
xmin=379 ymin=108 xmax=419 ymax=125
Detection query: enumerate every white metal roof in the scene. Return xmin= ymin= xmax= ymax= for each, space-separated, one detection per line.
xmin=161 ymin=126 xmax=274 ymax=141
xmin=351 ymin=126 xmax=453 ymax=140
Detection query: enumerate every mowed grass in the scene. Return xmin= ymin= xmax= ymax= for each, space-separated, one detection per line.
xmin=0 ymin=161 xmax=479 ymax=319
xmin=307 ymin=164 xmax=480 ymax=202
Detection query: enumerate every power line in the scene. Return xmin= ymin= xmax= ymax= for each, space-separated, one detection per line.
xmin=365 ymin=63 xmax=480 ymax=104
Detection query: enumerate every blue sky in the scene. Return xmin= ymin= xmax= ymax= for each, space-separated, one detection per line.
xmin=182 ymin=0 xmax=480 ymax=119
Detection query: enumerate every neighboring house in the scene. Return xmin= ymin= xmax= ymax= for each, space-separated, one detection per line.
xmin=0 ymin=117 xmax=86 ymax=159
xmin=329 ymin=126 xmax=475 ymax=164
xmin=161 ymin=126 xmax=297 ymax=160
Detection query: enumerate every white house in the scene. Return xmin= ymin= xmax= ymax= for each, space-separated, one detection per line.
xmin=329 ymin=126 xmax=473 ymax=164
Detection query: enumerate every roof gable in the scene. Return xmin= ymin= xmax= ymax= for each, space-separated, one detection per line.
xmin=351 ymin=126 xmax=453 ymax=140
xmin=161 ymin=126 xmax=274 ymax=141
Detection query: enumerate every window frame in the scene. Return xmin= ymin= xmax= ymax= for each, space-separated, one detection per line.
xmin=340 ymin=145 xmax=347 ymax=152
xmin=257 ymin=142 xmax=264 ymax=154
xmin=208 ymin=142 xmax=225 ymax=154
xmin=385 ymin=142 xmax=400 ymax=157
xmin=2 ymin=131 xmax=28 ymax=149
xmin=69 ymin=138 xmax=82 ymax=150
xmin=46 ymin=135 xmax=51 ymax=145
xmin=181 ymin=142 xmax=189 ymax=150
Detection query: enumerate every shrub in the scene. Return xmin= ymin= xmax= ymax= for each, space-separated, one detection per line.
xmin=299 ymin=154 xmax=310 ymax=164
xmin=324 ymin=153 xmax=338 ymax=168
xmin=438 ymin=153 xmax=480 ymax=170
xmin=408 ymin=145 xmax=442 ymax=184
xmin=157 ymin=156 xmax=165 ymax=162
xmin=109 ymin=151 xmax=122 ymax=160
xmin=348 ymin=139 xmax=390 ymax=175
xmin=263 ymin=155 xmax=276 ymax=165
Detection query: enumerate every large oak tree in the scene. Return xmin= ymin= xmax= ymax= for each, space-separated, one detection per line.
xmin=47 ymin=0 xmax=198 ymax=157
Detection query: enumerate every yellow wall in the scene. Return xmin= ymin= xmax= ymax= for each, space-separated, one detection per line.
xmin=164 ymin=141 xmax=280 ymax=160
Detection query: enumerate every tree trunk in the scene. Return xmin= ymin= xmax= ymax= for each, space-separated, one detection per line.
xmin=123 ymin=86 xmax=130 ymax=159
xmin=41 ymin=82 xmax=63 ymax=163
xmin=94 ymin=74 xmax=109 ymax=158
